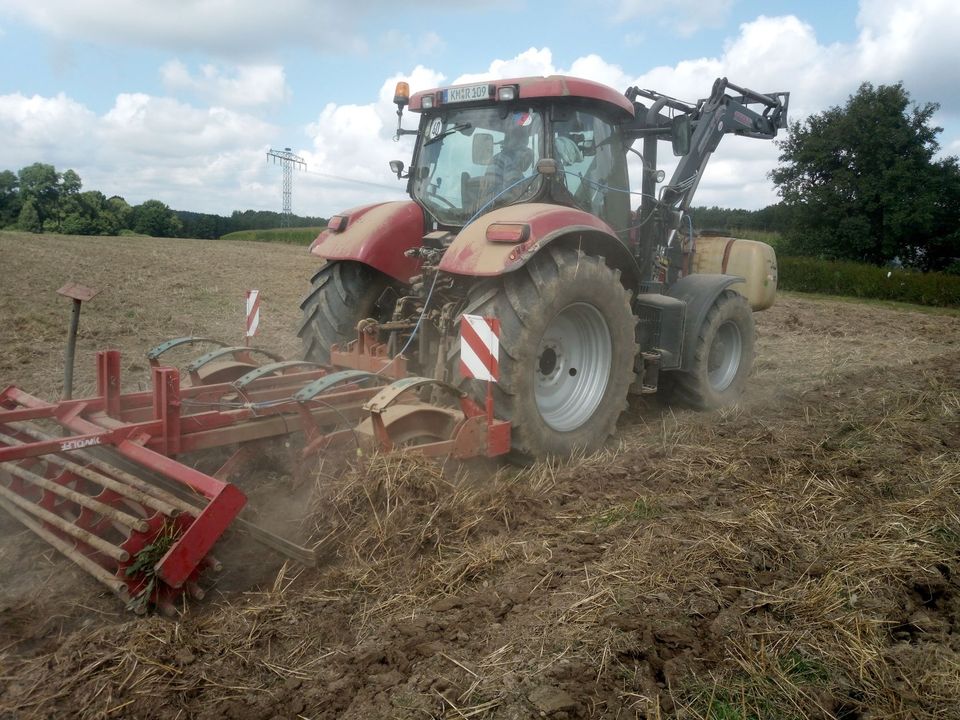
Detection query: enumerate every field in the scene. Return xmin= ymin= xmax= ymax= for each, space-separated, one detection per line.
xmin=1 ymin=231 xmax=958 ymax=720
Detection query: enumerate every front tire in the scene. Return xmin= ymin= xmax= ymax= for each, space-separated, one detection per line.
xmin=298 ymin=261 xmax=394 ymax=364
xmin=455 ymin=247 xmax=637 ymax=457
xmin=673 ymin=290 xmax=755 ymax=409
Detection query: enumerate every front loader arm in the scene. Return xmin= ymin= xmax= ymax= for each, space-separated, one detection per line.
xmin=623 ymin=77 xmax=789 ymax=280
xmin=656 ymin=78 xmax=788 ymax=211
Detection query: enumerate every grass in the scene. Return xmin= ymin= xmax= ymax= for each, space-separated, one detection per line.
xmin=591 ymin=497 xmax=660 ymax=528
xmin=778 ymin=290 xmax=960 ymax=317
xmin=217 ymin=226 xmax=326 ymax=244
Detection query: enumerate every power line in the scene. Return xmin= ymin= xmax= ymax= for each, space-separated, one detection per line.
xmin=303 ymin=168 xmax=406 ymax=193
xmin=266 ymin=147 xmax=306 ymax=226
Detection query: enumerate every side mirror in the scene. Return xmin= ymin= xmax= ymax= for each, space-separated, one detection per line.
xmin=472 ymin=133 xmax=494 ymax=165
xmin=671 ymin=114 xmax=692 ymax=157
xmin=389 ymin=160 xmax=406 ymax=179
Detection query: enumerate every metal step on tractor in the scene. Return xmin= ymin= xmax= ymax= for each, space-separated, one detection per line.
xmin=0 ymin=74 xmax=788 ymax=612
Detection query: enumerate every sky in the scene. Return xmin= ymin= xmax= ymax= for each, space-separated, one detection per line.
xmin=1 ymin=0 xmax=958 ymax=217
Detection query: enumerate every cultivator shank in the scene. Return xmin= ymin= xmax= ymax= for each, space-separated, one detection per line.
xmin=0 ymin=335 xmax=510 ymax=611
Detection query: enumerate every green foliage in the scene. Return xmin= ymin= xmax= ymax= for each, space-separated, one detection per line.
xmin=16 ymin=198 xmax=41 ymax=233
xmin=772 ymin=82 xmax=960 ymax=271
xmin=779 ymin=256 xmax=960 ymax=307
xmin=18 ymin=162 xmax=60 ymax=227
xmin=689 ymin=204 xmax=792 ymax=235
xmin=1 ymin=162 xmax=328 ymax=239
xmin=0 ymin=169 xmax=20 ymax=228
xmin=677 ymin=651 xmax=833 ymax=720
xmin=176 ymin=209 xmax=326 ymax=239
xmin=131 ymin=199 xmax=183 ymax=237
xmin=591 ymin=498 xmax=659 ymax=529
xmin=218 ymin=226 xmax=326 ymax=245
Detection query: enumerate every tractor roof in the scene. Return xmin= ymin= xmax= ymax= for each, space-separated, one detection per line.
xmin=409 ymin=75 xmax=635 ymax=118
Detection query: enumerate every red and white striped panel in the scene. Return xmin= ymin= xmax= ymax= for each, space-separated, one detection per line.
xmin=246 ymin=290 xmax=260 ymax=338
xmin=459 ymin=314 xmax=500 ymax=382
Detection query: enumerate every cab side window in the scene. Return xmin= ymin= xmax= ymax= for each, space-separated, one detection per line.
xmin=552 ymin=110 xmax=629 ymax=230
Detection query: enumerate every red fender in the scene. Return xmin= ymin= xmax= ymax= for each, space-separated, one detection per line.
xmin=309 ymin=201 xmax=423 ymax=282
xmin=438 ymin=203 xmax=637 ymax=281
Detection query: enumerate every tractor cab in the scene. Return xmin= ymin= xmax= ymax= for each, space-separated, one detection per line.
xmin=392 ymin=77 xmax=636 ymax=235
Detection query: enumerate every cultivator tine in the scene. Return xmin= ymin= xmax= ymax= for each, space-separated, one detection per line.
xmin=293 ymin=370 xmax=381 ymax=403
xmin=184 ymin=346 xmax=285 ymax=384
xmin=147 ymin=337 xmax=228 ymax=366
xmin=231 ymin=360 xmax=325 ymax=390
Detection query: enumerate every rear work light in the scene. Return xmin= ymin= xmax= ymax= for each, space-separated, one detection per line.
xmin=497 ymin=85 xmax=517 ymax=102
xmin=486 ymin=222 xmax=530 ymax=243
xmin=421 ymin=94 xmax=435 ymax=109
xmin=327 ymin=215 xmax=349 ymax=232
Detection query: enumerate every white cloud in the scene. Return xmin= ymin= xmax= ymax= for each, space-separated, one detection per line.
xmin=0 ymin=89 xmax=277 ymax=212
xmin=615 ymin=0 xmax=735 ymax=36
xmin=298 ymin=65 xmax=444 ymax=212
xmin=452 ymin=47 xmax=556 ymax=85
xmin=380 ymin=29 xmax=445 ymax=56
xmin=0 ymin=93 xmax=97 ymax=166
xmin=160 ymin=61 xmax=290 ymax=109
xmin=855 ymin=0 xmax=960 ymax=114
xmin=0 ymin=0 xmax=438 ymax=56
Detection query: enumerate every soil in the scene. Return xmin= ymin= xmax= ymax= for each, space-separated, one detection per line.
xmin=1 ymin=231 xmax=959 ymax=719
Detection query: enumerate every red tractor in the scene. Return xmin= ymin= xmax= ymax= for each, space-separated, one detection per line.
xmin=300 ymin=75 xmax=788 ymax=457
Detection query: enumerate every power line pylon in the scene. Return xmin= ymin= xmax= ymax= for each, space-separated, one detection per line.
xmin=266 ymin=147 xmax=306 ymax=227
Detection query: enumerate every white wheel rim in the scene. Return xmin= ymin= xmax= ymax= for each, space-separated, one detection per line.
xmin=534 ymin=303 xmax=612 ymax=432
xmin=707 ymin=319 xmax=742 ymax=392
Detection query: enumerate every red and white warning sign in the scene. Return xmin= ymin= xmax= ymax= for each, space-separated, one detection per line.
xmin=246 ymin=290 xmax=261 ymax=338
xmin=459 ymin=314 xmax=500 ymax=382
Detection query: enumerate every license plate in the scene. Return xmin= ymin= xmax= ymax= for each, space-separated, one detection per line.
xmin=443 ymin=83 xmax=490 ymax=104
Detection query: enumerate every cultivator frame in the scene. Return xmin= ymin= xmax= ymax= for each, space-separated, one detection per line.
xmin=0 ymin=335 xmax=510 ymax=612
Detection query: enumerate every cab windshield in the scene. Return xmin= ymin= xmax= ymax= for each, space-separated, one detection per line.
xmin=411 ymin=108 xmax=544 ymax=226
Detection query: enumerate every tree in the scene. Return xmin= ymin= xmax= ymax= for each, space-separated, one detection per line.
xmin=17 ymin=163 xmax=61 ymax=230
xmin=17 ymin=198 xmax=41 ymax=232
xmin=771 ymin=82 xmax=960 ymax=270
xmin=62 ymin=190 xmax=111 ymax=235
xmin=132 ymin=199 xmax=182 ymax=237
xmin=0 ymin=170 xmax=20 ymax=228
xmin=104 ymin=196 xmax=133 ymax=235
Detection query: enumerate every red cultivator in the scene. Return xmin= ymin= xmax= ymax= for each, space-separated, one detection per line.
xmin=0 ymin=338 xmax=510 ymax=612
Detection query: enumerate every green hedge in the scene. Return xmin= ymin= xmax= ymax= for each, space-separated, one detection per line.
xmin=779 ymin=256 xmax=960 ymax=307
xmin=218 ymin=226 xmax=326 ymax=245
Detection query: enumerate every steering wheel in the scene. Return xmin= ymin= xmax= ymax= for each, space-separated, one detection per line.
xmin=427 ymin=188 xmax=457 ymax=208
xmin=555 ymin=136 xmax=583 ymax=165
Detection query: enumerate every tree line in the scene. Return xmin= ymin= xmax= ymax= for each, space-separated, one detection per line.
xmin=0 ymin=164 xmax=327 ymax=240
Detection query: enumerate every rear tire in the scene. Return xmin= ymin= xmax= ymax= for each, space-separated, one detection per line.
xmin=298 ymin=261 xmax=394 ymax=364
xmin=673 ymin=290 xmax=755 ymax=409
xmin=453 ymin=247 xmax=637 ymax=457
